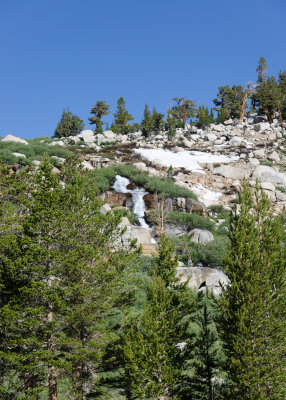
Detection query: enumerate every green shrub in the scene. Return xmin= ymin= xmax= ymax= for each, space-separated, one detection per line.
xmin=165 ymin=211 xmax=215 ymax=231
xmin=92 ymin=164 xmax=197 ymax=199
xmin=113 ymin=208 xmax=136 ymax=225
xmin=260 ymin=160 xmax=273 ymax=167
xmin=0 ymin=141 xmax=71 ymax=165
xmin=173 ymin=235 xmax=228 ymax=267
xmin=0 ymin=149 xmax=18 ymax=164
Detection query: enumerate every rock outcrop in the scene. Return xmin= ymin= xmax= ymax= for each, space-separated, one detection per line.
xmin=177 ymin=266 xmax=229 ymax=296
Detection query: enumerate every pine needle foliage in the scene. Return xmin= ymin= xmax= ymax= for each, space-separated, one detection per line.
xmin=220 ymin=182 xmax=286 ymax=400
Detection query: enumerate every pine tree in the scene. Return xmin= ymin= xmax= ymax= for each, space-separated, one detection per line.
xmin=89 ymin=101 xmax=110 ymax=134
xmin=54 ymin=108 xmax=85 ymax=138
xmin=179 ymin=291 xmax=226 ymax=400
xmin=213 ymin=85 xmax=244 ymax=121
xmin=141 ymin=104 xmax=153 ymax=136
xmin=0 ymin=156 xmax=139 ymax=399
xmin=171 ymin=97 xmax=197 ymax=129
xmin=256 ymin=76 xmax=282 ymax=123
xmin=151 ymin=107 xmax=165 ymax=134
xmin=123 ymin=234 xmax=194 ymax=399
xmin=278 ymin=70 xmax=286 ymax=120
xmin=196 ymin=105 xmax=214 ymax=128
xmin=123 ymin=276 xmax=179 ymax=400
xmin=113 ymin=97 xmax=134 ymax=134
xmin=220 ymin=183 xmax=286 ymax=399
xmin=256 ymin=56 xmax=267 ymax=83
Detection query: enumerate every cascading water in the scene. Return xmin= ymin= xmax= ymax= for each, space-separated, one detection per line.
xmin=112 ymin=175 xmax=156 ymax=241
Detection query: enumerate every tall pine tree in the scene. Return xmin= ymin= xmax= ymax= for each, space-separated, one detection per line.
xmin=220 ymin=183 xmax=286 ymax=399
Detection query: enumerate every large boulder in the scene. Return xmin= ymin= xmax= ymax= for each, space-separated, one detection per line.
xmin=121 ymin=226 xmax=152 ymax=246
xmin=78 ymin=130 xmax=95 ymax=144
xmin=188 ymin=229 xmax=214 ymax=244
xmin=177 ymin=266 xmax=229 ymax=295
xmin=2 ymin=135 xmax=28 ymax=145
xmin=213 ymin=165 xmax=252 ymax=180
xmin=101 ymin=191 xmax=133 ymax=208
xmin=252 ymin=165 xmax=286 ymax=187
xmin=103 ymin=130 xmax=117 ymax=141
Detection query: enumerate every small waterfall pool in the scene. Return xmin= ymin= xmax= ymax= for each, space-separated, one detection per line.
xmin=112 ymin=175 xmax=156 ymax=242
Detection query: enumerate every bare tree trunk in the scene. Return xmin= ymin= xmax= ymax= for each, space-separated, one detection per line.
xmin=240 ymin=84 xmax=250 ymax=125
xmin=183 ymin=99 xmax=187 ymax=129
xmin=47 ymin=277 xmax=58 ymax=400
xmin=268 ymin=111 xmax=274 ymax=124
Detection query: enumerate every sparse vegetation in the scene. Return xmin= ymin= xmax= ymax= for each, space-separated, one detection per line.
xmin=0 ymin=140 xmax=71 ymax=165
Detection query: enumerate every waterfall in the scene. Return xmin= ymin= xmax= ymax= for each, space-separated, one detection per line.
xmin=112 ymin=175 xmax=156 ymax=240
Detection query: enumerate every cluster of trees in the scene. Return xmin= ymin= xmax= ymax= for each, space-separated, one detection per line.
xmin=53 ymin=58 xmax=286 ymax=139
xmin=0 ymin=155 xmax=285 ymax=399
xmin=212 ymin=57 xmax=286 ymax=124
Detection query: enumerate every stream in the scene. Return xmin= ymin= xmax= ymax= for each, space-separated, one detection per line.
xmin=113 ymin=175 xmax=156 ymax=242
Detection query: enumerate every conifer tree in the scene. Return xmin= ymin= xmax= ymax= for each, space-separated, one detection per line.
xmin=113 ymin=97 xmax=134 ymax=134
xmin=123 ymin=234 xmax=193 ymax=399
xmin=278 ymin=70 xmax=286 ymax=120
xmin=141 ymin=104 xmax=153 ymax=136
xmin=213 ymin=85 xmax=244 ymax=121
xmin=256 ymin=56 xmax=267 ymax=83
xmin=171 ymin=97 xmax=197 ymax=129
xmin=54 ymin=108 xmax=85 ymax=138
xmin=179 ymin=291 xmax=226 ymax=400
xmin=220 ymin=183 xmax=286 ymax=399
xmin=256 ymin=76 xmax=282 ymax=123
xmin=151 ymin=107 xmax=165 ymax=134
xmin=0 ymin=156 xmax=139 ymax=399
xmin=196 ymin=105 xmax=214 ymax=128
xmin=89 ymin=100 xmax=110 ymax=134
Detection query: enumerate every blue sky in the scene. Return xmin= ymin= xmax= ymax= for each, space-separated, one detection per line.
xmin=1 ymin=0 xmax=285 ymax=138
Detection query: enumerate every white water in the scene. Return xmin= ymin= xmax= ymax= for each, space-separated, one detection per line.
xmin=112 ymin=175 xmax=156 ymax=240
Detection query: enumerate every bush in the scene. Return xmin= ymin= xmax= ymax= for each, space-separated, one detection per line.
xmin=93 ymin=164 xmax=198 ymax=199
xmin=173 ymin=235 xmax=228 ymax=267
xmin=165 ymin=211 xmax=215 ymax=231
xmin=0 ymin=141 xmax=71 ymax=165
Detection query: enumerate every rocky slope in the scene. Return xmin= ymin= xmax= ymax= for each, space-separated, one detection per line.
xmin=2 ymin=113 xmax=286 ymax=293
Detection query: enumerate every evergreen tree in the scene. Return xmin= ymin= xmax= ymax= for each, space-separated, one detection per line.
xmin=256 ymin=56 xmax=267 ymax=83
xmin=220 ymin=183 xmax=286 ymax=399
xmin=113 ymin=97 xmax=134 ymax=134
xmin=53 ymin=108 xmax=85 ymax=138
xmin=166 ymin=105 xmax=177 ymax=136
xmin=213 ymin=85 xmax=244 ymax=121
xmin=278 ymin=70 xmax=286 ymax=120
xmin=0 ymin=156 xmax=139 ymax=399
xmin=256 ymin=76 xmax=282 ymax=123
xmin=123 ymin=234 xmax=194 ymax=399
xmin=179 ymin=291 xmax=226 ymax=400
xmin=151 ymin=107 xmax=165 ymax=134
xmin=89 ymin=101 xmax=110 ymax=134
xmin=196 ymin=105 xmax=214 ymax=128
xmin=171 ymin=97 xmax=197 ymax=129
xmin=123 ymin=276 xmax=179 ymax=400
xmin=141 ymin=104 xmax=153 ymax=136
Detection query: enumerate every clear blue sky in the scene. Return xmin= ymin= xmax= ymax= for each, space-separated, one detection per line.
xmin=1 ymin=0 xmax=285 ymax=139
